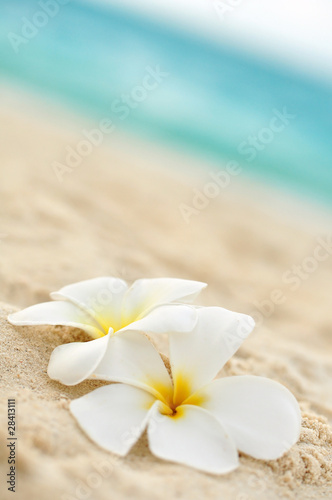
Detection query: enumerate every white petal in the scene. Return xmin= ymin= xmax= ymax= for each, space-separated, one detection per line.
xmin=70 ymin=384 xmax=157 ymax=456
xmin=51 ymin=277 xmax=128 ymax=333
xmin=48 ymin=333 xmax=111 ymax=385
xmin=169 ymin=307 xmax=255 ymax=401
xmin=92 ymin=330 xmax=173 ymax=404
xmin=197 ymin=376 xmax=301 ymax=460
xmin=121 ymin=304 xmax=198 ymax=335
xmin=147 ymin=404 xmax=239 ymax=474
xmin=7 ymin=301 xmax=104 ymax=339
xmin=122 ymin=278 xmax=206 ymax=324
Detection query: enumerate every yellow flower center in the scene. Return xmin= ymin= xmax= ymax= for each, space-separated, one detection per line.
xmin=152 ymin=373 xmax=206 ymax=419
xmin=97 ymin=315 xmax=134 ymax=336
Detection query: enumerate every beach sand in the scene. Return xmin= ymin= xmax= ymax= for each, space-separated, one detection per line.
xmin=0 ymin=90 xmax=332 ymax=499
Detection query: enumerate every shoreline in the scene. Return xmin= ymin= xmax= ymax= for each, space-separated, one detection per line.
xmin=1 ymin=81 xmax=331 ymax=234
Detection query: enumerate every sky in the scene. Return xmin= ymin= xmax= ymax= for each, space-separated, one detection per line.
xmin=86 ymin=0 xmax=332 ymax=83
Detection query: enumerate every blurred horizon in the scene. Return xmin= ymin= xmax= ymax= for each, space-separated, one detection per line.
xmin=1 ymin=0 xmax=332 ymax=207
xmin=89 ymin=0 xmax=332 ymax=84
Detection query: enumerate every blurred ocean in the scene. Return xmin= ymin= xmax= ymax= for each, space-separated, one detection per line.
xmin=1 ymin=0 xmax=332 ymax=205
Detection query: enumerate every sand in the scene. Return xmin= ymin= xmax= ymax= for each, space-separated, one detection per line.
xmin=1 ymin=89 xmax=332 ymax=499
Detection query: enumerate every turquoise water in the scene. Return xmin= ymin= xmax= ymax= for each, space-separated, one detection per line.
xmin=1 ymin=0 xmax=332 ymax=205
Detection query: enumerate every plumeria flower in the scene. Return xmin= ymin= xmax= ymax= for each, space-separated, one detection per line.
xmin=70 ymin=307 xmax=301 ymax=474
xmin=8 ymin=277 xmax=205 ymax=385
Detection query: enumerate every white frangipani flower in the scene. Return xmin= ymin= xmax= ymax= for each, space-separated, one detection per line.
xmin=70 ymin=307 xmax=301 ymax=474
xmin=8 ymin=277 xmax=206 ymax=385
